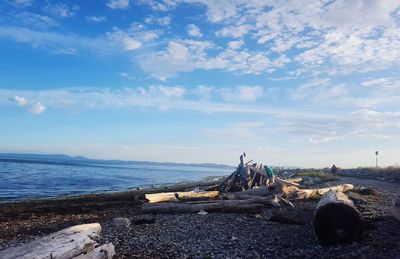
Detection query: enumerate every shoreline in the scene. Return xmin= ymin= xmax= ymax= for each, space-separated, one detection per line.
xmin=1 ymin=175 xmax=399 ymax=258
xmin=0 ymin=175 xmax=225 ymax=208
xmin=0 ymin=175 xmax=226 ymax=205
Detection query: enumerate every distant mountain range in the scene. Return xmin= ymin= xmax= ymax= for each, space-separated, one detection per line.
xmin=0 ymin=153 xmax=235 ymax=169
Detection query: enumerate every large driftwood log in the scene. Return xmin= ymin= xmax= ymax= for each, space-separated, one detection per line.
xmin=0 ymin=223 xmax=115 ymax=259
xmin=234 ymin=184 xmax=283 ymax=199
xmin=286 ymin=184 xmax=354 ymax=199
xmin=145 ymin=191 xmax=220 ymax=203
xmin=313 ymin=190 xmax=363 ymax=245
xmin=141 ymin=197 xmax=273 ymax=213
xmin=275 ymin=177 xmax=300 ymax=187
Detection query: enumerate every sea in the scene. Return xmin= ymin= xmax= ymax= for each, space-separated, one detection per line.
xmin=0 ymin=160 xmax=233 ymax=203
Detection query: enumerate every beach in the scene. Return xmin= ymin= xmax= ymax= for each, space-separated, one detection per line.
xmin=0 ymin=174 xmax=399 ymax=258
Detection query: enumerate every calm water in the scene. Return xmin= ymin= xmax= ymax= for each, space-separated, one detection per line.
xmin=0 ymin=161 xmax=232 ymax=203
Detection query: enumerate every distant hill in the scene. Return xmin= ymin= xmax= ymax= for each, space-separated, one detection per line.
xmin=0 ymin=153 xmax=234 ymax=169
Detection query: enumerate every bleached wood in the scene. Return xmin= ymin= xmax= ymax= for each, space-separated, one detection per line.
xmin=286 ymin=178 xmax=302 ymax=183
xmin=73 ymin=243 xmax=115 ymax=259
xmin=234 ymin=184 xmax=282 ymax=199
xmin=145 ymin=191 xmax=220 ymax=203
xmin=288 ymin=184 xmax=354 ymax=199
xmin=275 ymin=177 xmax=300 ymax=187
xmin=0 ymin=223 xmax=113 ymax=259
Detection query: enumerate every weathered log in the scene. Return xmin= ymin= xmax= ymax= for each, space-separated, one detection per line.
xmin=275 ymin=177 xmax=300 ymax=187
xmin=0 ymin=223 xmax=114 ymax=259
xmin=234 ymin=184 xmax=283 ymax=199
xmin=73 ymin=243 xmax=115 ymax=259
xmin=276 ymin=195 xmax=295 ymax=207
xmin=141 ymin=197 xmax=274 ymax=213
xmin=313 ymin=190 xmax=363 ymax=245
xmin=288 ymin=184 xmax=354 ymax=199
xmin=145 ymin=191 xmax=220 ymax=203
xmin=286 ymin=177 xmax=302 ymax=183
xmin=219 ymin=193 xmax=283 ymax=207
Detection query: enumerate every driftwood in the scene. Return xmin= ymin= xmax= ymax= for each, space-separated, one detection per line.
xmin=73 ymin=243 xmax=115 ymax=259
xmin=145 ymin=191 xmax=220 ymax=203
xmin=234 ymin=184 xmax=283 ymax=199
xmin=287 ymin=184 xmax=354 ymax=199
xmin=312 ymin=190 xmax=363 ymax=245
xmin=275 ymin=177 xmax=300 ymax=187
xmin=286 ymin=177 xmax=302 ymax=183
xmin=142 ymin=201 xmax=264 ymax=214
xmin=141 ymin=195 xmax=285 ymax=213
xmin=0 ymin=223 xmax=115 ymax=259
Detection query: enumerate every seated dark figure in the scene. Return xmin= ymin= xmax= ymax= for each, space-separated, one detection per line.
xmin=331 ymin=164 xmax=338 ymax=175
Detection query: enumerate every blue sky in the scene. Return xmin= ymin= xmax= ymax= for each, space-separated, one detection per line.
xmin=0 ymin=0 xmax=399 ymax=167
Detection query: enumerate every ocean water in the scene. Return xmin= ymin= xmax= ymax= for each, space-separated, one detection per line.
xmin=0 ymin=161 xmax=232 ymax=203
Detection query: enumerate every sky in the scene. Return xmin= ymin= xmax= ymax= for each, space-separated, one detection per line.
xmin=0 ymin=0 xmax=399 ymax=168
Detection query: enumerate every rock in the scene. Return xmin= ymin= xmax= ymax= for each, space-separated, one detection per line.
xmin=113 ymin=218 xmax=131 ymax=227
xmin=198 ymin=210 xmax=208 ymax=215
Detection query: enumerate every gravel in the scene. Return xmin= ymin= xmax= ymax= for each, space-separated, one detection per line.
xmin=0 ymin=177 xmax=399 ymax=258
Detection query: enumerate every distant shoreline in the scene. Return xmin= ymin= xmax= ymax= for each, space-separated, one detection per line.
xmin=0 ymin=175 xmax=226 ymax=205
xmin=0 ymin=152 xmax=235 ymax=169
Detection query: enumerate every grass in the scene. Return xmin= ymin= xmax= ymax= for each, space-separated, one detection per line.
xmin=295 ymin=171 xmax=339 ymax=182
xmin=338 ymin=166 xmax=400 ymax=182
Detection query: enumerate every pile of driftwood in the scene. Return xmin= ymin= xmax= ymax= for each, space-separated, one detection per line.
xmin=0 ymin=223 xmax=115 ymax=259
xmin=142 ymin=162 xmax=364 ymax=245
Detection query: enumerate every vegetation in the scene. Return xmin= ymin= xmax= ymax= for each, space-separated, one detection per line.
xmin=295 ymin=171 xmax=339 ymax=182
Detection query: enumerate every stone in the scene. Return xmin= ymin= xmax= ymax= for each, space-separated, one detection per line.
xmin=113 ymin=217 xmax=131 ymax=227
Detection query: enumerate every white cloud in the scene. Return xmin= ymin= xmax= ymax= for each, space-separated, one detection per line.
xmin=0 ymin=86 xmax=292 ymax=115
xmin=192 ymin=85 xmax=212 ymax=100
xmin=14 ymin=96 xmax=27 ymax=106
xmin=31 ymin=102 xmax=46 ymax=114
xmin=107 ymin=0 xmax=130 ymax=9
xmin=139 ymin=0 xmax=179 ymax=11
xmin=145 ymin=16 xmax=171 ymax=26
xmin=361 ymin=77 xmax=400 ymax=89
xmin=16 ymin=12 xmax=58 ymax=29
xmin=8 ymin=0 xmax=32 ymax=7
xmin=0 ymin=26 xmax=113 ymax=54
xmin=216 ymin=24 xmax=251 ymax=38
xmin=139 ymin=36 xmax=290 ymax=79
xmin=106 ymin=25 xmax=160 ymax=51
xmin=157 ymin=86 xmax=186 ymax=98
xmin=168 ymin=41 xmax=189 ymax=60
xmin=3 ymin=0 xmax=399 ymax=81
xmin=184 ymin=0 xmax=238 ymax=23
xmin=228 ymin=40 xmax=243 ymax=49
xmin=86 ymin=16 xmax=107 ymax=23
xmin=52 ymin=47 xmax=78 ymax=55
xmin=220 ymin=86 xmax=264 ymax=102
xmin=43 ymin=3 xmax=80 ymax=18
xmin=138 ymin=39 xmax=215 ymax=80
xmin=186 ymin=24 xmax=203 ymax=37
